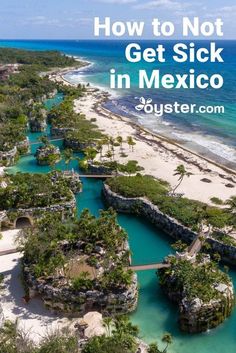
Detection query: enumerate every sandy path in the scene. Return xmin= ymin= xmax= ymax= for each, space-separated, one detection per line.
xmin=0 ymin=253 xmax=77 ymax=343
xmin=0 ymin=229 xmax=20 ymax=252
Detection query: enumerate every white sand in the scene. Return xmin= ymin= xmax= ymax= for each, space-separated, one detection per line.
xmin=49 ymin=68 xmax=236 ymax=204
xmin=0 ymin=167 xmax=5 ymax=176
xmin=0 ymin=252 xmax=77 ymax=343
xmin=74 ymin=90 xmax=236 ymax=205
xmin=0 ymin=229 xmax=20 ymax=252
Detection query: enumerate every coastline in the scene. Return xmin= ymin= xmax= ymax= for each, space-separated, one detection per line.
xmin=49 ymin=59 xmax=236 ymax=205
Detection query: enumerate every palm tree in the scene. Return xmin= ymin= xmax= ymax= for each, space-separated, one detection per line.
xmin=106 ymin=150 xmax=113 ymax=161
xmin=172 ymin=164 xmax=192 ymax=194
xmin=96 ymin=141 xmax=104 ymax=160
xmin=162 ymin=332 xmax=173 ymax=352
xmin=113 ymin=315 xmax=139 ymax=338
xmin=127 ymin=136 xmax=136 ymax=152
xmin=79 ymin=158 xmax=88 ymax=171
xmin=39 ymin=135 xmax=50 ymax=146
xmin=84 ymin=147 xmax=97 ymax=163
xmin=117 ymin=136 xmax=123 ymax=151
xmin=109 ymin=137 xmax=115 ymax=159
xmin=226 ymin=196 xmax=236 ymax=214
xmin=102 ymin=136 xmax=110 ymax=151
xmin=103 ymin=316 xmax=113 ymax=336
xmin=148 ymin=343 xmax=161 ymax=353
xmin=63 ymin=148 xmax=73 ymax=170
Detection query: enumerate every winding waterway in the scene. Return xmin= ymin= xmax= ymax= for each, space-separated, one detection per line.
xmin=8 ymin=94 xmax=236 ymax=353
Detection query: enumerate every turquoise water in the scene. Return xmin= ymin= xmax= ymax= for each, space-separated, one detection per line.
xmin=7 ymin=94 xmax=236 ymax=353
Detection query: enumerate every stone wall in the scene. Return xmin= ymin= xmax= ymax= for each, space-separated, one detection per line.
xmin=16 ymin=137 xmax=30 ymax=154
xmin=159 ymin=264 xmax=234 ymax=333
xmin=103 ymin=184 xmax=196 ymax=243
xmin=87 ymin=163 xmax=114 ymax=175
xmin=64 ymin=137 xmax=93 ymax=152
xmin=103 ymin=184 xmax=236 ymax=265
xmin=0 ymin=146 xmax=18 ymax=166
xmin=35 ymin=145 xmax=61 ymax=166
xmin=24 ymin=267 xmax=138 ymax=317
xmin=59 ymin=171 xmax=82 ymax=194
xmin=179 ymin=286 xmax=234 ymax=333
xmin=29 ymin=118 xmax=47 ymax=132
xmin=5 ymin=197 xmax=76 ymax=228
xmin=50 ymin=127 xmax=74 ymax=138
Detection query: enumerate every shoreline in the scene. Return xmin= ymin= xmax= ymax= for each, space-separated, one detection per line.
xmin=53 ymin=61 xmax=236 ymax=175
xmin=68 ymin=56 xmax=236 ymax=171
xmin=49 ymin=59 xmax=236 ymax=204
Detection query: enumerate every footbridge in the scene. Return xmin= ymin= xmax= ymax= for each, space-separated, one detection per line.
xmin=129 ymin=263 xmax=170 ymax=271
xmin=29 ymin=138 xmax=64 ymax=145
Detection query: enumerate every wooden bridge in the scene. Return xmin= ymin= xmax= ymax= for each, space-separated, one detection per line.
xmin=29 ymin=138 xmax=64 ymax=146
xmin=187 ymin=226 xmax=211 ymax=257
xmin=129 ymin=263 xmax=170 ymax=271
xmin=0 ymin=245 xmax=170 ymax=271
xmin=79 ymin=174 xmax=113 ymax=178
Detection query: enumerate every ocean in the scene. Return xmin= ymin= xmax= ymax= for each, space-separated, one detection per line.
xmin=0 ymin=39 xmax=236 ymax=168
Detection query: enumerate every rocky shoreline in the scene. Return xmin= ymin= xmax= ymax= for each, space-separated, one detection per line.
xmin=158 ymin=256 xmax=234 ymax=333
xmin=24 ymin=264 xmax=138 ymax=317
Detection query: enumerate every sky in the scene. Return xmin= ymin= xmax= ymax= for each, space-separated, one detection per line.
xmin=0 ymin=0 xmax=235 ymax=39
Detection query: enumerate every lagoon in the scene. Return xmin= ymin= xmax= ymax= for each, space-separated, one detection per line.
xmin=7 ymin=93 xmax=236 ymax=353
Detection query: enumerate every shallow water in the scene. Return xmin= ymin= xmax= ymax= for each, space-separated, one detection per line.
xmin=8 ymin=94 xmax=236 ymax=353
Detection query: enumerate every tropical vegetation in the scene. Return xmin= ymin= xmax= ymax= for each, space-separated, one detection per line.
xmin=0 ymin=172 xmax=74 ymax=210
xmin=0 ymin=317 xmax=171 ymax=353
xmin=159 ymin=257 xmax=231 ymax=303
xmin=21 ymin=209 xmax=133 ymax=290
xmin=106 ymin=175 xmax=236 ymax=232
xmin=0 ymin=48 xmax=83 ymax=166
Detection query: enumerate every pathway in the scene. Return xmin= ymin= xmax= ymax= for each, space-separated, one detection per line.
xmin=129 ymin=263 xmax=170 ymax=271
xmin=29 ymin=138 xmax=64 ymax=145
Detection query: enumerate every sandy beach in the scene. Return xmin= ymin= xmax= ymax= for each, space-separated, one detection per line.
xmin=0 ymin=229 xmax=78 ymax=342
xmin=50 ymin=67 xmax=236 ymax=205
xmin=0 ymin=251 xmax=78 ymax=343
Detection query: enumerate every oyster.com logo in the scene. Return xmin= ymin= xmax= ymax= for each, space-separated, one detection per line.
xmin=135 ymin=97 xmax=153 ymax=113
xmin=134 ymin=96 xmax=225 ymax=117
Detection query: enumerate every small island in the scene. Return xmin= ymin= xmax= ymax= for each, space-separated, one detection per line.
xmin=0 ymin=171 xmax=79 ymax=228
xmin=21 ymin=209 xmax=138 ymax=316
xmin=158 ymin=255 xmax=234 ymax=333
xmin=35 ymin=137 xmax=61 ymax=166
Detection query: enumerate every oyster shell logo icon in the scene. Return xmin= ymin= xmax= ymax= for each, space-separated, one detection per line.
xmin=135 ymin=97 xmax=153 ymax=112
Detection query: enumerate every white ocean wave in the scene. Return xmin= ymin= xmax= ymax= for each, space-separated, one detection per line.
xmin=172 ymin=132 xmax=236 ymax=163
xmin=64 ymin=72 xmax=120 ymax=98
